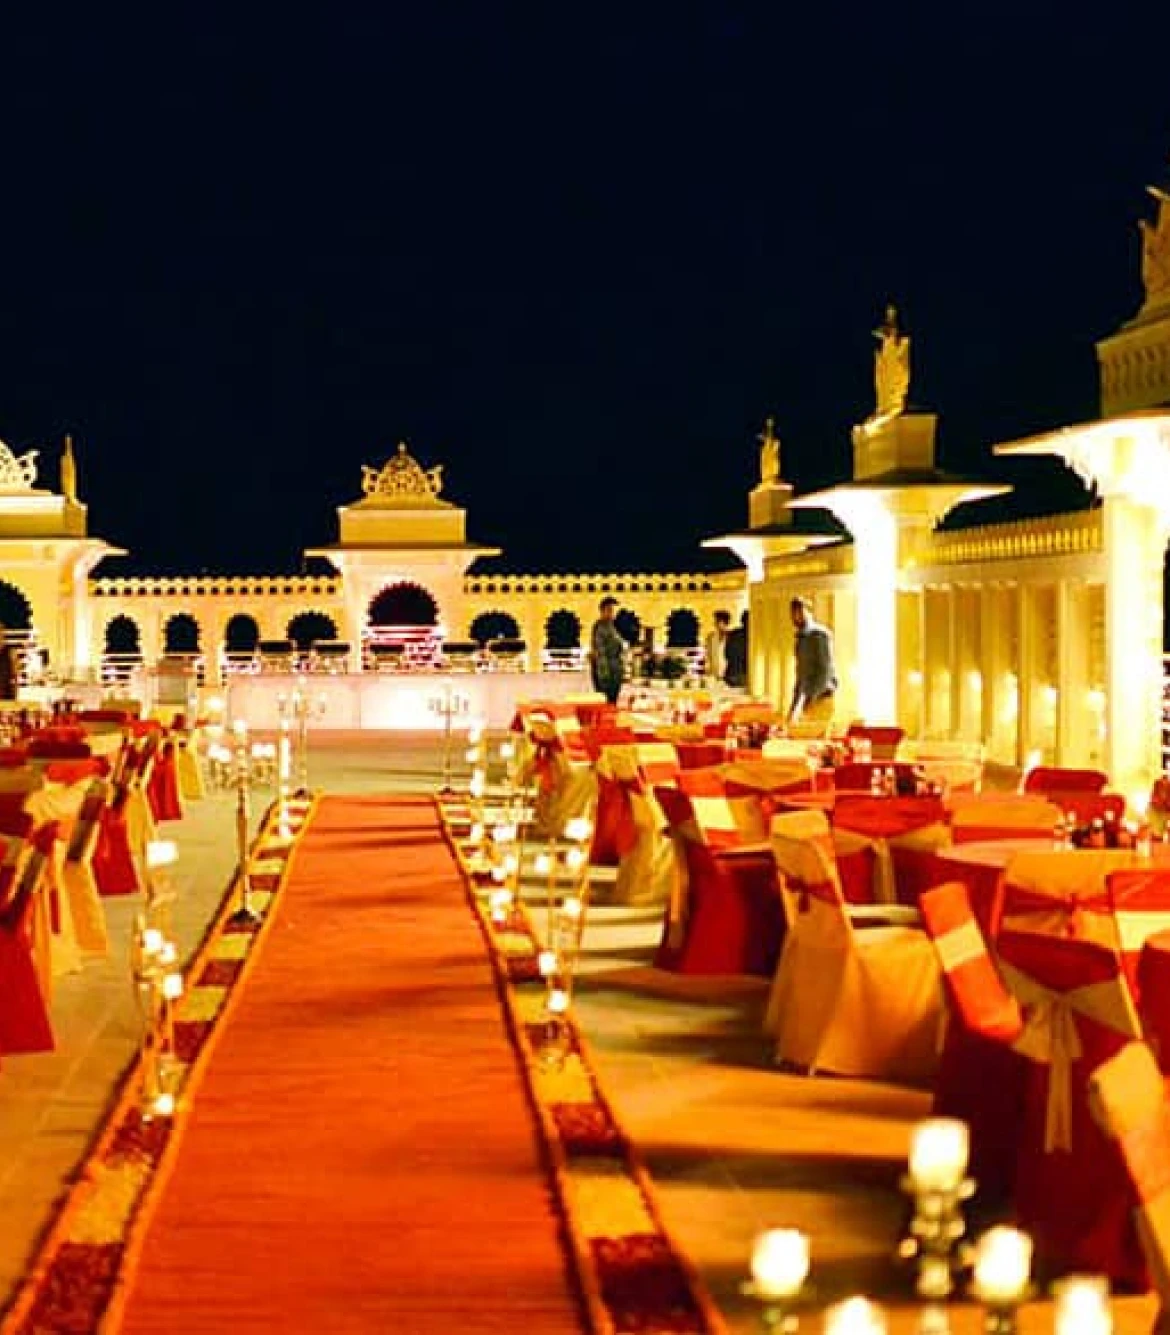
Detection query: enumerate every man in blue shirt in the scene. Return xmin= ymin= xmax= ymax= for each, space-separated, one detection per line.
xmin=787 ymin=597 xmax=838 ymax=725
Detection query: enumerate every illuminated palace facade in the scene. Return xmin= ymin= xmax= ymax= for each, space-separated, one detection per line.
xmin=0 ymin=181 xmax=1168 ymax=790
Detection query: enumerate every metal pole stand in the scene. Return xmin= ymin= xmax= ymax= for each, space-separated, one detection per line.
xmin=227 ymin=721 xmax=261 ymax=927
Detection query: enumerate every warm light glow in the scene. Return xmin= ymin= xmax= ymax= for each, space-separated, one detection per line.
xmin=468 ymin=822 xmax=484 ymax=845
xmin=972 ymin=1227 xmax=1032 ymax=1305
xmin=537 ymin=949 xmax=558 ymax=977
xmin=1042 ymin=684 xmax=1059 ymax=708
xmin=966 ymin=670 xmax=982 ymax=692
xmin=534 ymin=852 xmax=553 ymax=875
xmin=561 ymin=896 xmax=583 ymax=919
xmin=469 ymin=769 xmax=486 ymax=799
xmin=146 ymin=840 xmax=179 ymax=870
xmin=205 ymin=695 xmax=224 ymax=716
xmin=1086 ymin=688 xmax=1106 ymax=712
xmin=1053 ymin=1275 xmax=1111 ymax=1335
xmin=142 ymin=927 xmax=164 ymax=955
xmin=906 ymin=669 xmax=924 ymax=687
xmin=162 ymin=972 xmax=184 ymax=1001
xmin=492 ymin=823 xmax=518 ymax=844
xmin=1024 ymin=748 xmax=1043 ymax=774
xmin=908 ymin=1118 xmax=969 ymax=1193
xmin=465 ymin=746 xmax=481 ymax=764
xmin=546 ymin=987 xmax=570 ymax=1014
xmin=823 ymin=1296 xmax=887 ymax=1335
xmin=563 ymin=847 xmax=586 ymax=873
xmin=468 ymin=722 xmax=485 ymax=744
xmin=563 ymin=816 xmax=593 ymax=843
xmin=499 ymin=741 xmax=515 ymax=761
xmin=749 ymin=1229 xmax=810 ymax=1300
xmin=233 ymin=718 xmax=248 ymax=738
xmin=158 ymin=941 xmax=177 ymax=965
xmin=152 ymin=1092 xmax=176 ymax=1117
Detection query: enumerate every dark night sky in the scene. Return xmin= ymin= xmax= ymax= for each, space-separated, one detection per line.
xmin=1 ymin=6 xmax=1169 ymax=576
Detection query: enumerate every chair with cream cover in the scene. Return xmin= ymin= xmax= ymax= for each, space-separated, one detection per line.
xmin=524 ymin=706 xmax=597 ymax=839
xmin=948 ymin=793 xmax=1062 ymax=844
xmin=596 ymin=742 xmax=680 ymax=905
xmin=60 ymin=778 xmax=111 ymax=959
xmin=766 ymin=808 xmax=941 ymax=1082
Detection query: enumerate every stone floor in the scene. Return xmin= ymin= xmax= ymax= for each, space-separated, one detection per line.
xmin=0 ymin=733 xmax=1157 ymax=1333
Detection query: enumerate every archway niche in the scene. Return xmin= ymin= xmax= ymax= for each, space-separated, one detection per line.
xmin=0 ymin=581 xmax=33 ymax=630
xmin=367 ymin=582 xmax=439 ymax=627
xmin=544 ymin=609 xmax=581 ymax=649
xmin=665 ymin=608 xmax=701 ymax=648
xmin=287 ymin=610 xmax=339 ymax=650
xmin=163 ymin=612 xmax=201 ymax=654
xmin=224 ymin=613 xmax=260 ymax=654
xmin=615 ymin=609 xmax=641 ymax=645
xmin=104 ymin=615 xmax=141 ymax=657
xmin=469 ymin=610 xmax=520 ymax=646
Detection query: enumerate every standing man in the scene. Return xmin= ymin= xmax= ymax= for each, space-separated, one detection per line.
xmin=589 ymin=596 xmax=626 ymax=705
xmin=787 ymin=597 xmax=837 ymax=725
xmin=723 ymin=610 xmax=749 ymax=689
xmin=704 ymin=610 xmax=732 ymax=685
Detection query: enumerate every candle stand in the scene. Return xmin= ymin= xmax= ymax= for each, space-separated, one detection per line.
xmin=227 ymin=720 xmax=261 ymax=927
xmin=428 ymin=680 xmax=472 ymax=794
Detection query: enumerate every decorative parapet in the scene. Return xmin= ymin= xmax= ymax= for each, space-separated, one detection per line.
xmin=764 ymin=545 xmax=855 ymax=579
xmin=463 ymin=571 xmax=734 ymax=596
xmin=928 ymin=509 xmax=1102 ymax=566
xmin=90 ymin=575 xmax=344 ymax=598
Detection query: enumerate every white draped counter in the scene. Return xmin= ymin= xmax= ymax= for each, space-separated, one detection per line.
xmin=224 ymin=670 xmax=592 ymax=731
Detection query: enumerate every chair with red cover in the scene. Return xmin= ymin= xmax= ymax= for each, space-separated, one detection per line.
xmin=653 ymin=781 xmax=784 ymax=976
xmin=1088 ymin=1042 xmax=1170 ymax=1311
xmin=1103 ymin=868 xmax=1170 ymax=1001
xmin=919 ymin=882 xmax=1027 ymax=1200
xmin=948 ymin=793 xmax=1063 ymax=845
xmin=832 ymin=794 xmax=950 ymax=905
xmin=844 ymin=723 xmax=905 ymax=761
xmin=0 ymin=827 xmax=55 ymax=1055
xmin=1136 ymin=931 xmax=1170 ymax=1071
xmin=147 ymin=735 xmax=184 ymax=822
xmin=1022 ymin=766 xmax=1109 ymax=797
xmin=992 ymin=854 xmax=1147 ymax=1283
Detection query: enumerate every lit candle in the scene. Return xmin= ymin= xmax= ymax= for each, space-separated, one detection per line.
xmin=564 ymin=847 xmax=586 ymax=873
xmin=908 ymin=1118 xmax=970 ymax=1193
xmin=146 ymin=840 xmax=178 ymax=870
xmin=142 ymin=927 xmax=164 ymax=955
xmin=750 ymin=1229 xmax=810 ymax=1300
xmin=233 ymin=719 xmax=247 ymax=739
xmin=547 ymin=987 xmax=570 ymax=1014
xmin=823 ymin=1297 xmax=886 ymax=1335
xmin=972 ymin=1227 xmax=1032 ymax=1306
xmin=468 ymin=822 xmax=484 ymax=845
xmin=561 ymin=896 xmax=583 ymax=920
xmin=1053 ymin=1276 xmax=1111 ymax=1335
xmin=158 ymin=941 xmax=177 ymax=966
xmin=469 ymin=769 xmax=486 ymax=799
xmin=564 ymin=816 xmax=593 ymax=843
xmin=533 ymin=852 xmax=552 ymax=875
xmin=152 ymin=1091 xmax=176 ymax=1117
xmin=500 ymin=741 xmax=516 ymax=761
xmin=503 ymin=852 xmax=519 ymax=875
xmin=538 ymin=949 xmax=559 ymax=977
xmin=492 ymin=823 xmax=518 ymax=844
xmin=465 ymin=746 xmax=482 ymax=764
xmin=162 ymin=972 xmax=184 ymax=1001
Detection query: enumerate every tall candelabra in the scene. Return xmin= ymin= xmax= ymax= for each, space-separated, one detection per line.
xmin=428 ymin=680 xmax=472 ymax=794
xmin=131 ymin=917 xmax=184 ymax=1120
xmin=278 ymin=684 xmax=327 ymax=797
xmin=227 ymin=718 xmax=260 ymax=926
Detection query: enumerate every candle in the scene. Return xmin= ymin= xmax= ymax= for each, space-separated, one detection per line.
xmin=152 ymin=1091 xmax=176 ymax=1118
xmin=750 ymin=1228 xmax=810 ymax=1300
xmin=538 ymin=949 xmax=559 ymax=978
xmin=972 ymin=1227 xmax=1032 ymax=1305
xmin=469 ymin=769 xmax=486 ymax=799
xmin=468 ymin=822 xmax=484 ymax=846
xmin=465 ymin=746 xmax=482 ymax=764
xmin=162 ymin=972 xmax=184 ymax=1001
xmin=142 ymin=927 xmax=164 ymax=956
xmin=233 ymin=719 xmax=248 ymax=739
xmin=499 ymin=741 xmax=516 ymax=761
xmin=564 ymin=816 xmax=593 ymax=843
xmin=146 ymin=840 xmax=178 ymax=870
xmin=561 ymin=896 xmax=583 ymax=920
xmin=1053 ymin=1276 xmax=1111 ymax=1335
xmin=533 ymin=852 xmax=552 ymax=876
xmin=563 ymin=846 xmax=586 ymax=873
xmin=823 ymin=1297 xmax=886 ymax=1335
xmin=908 ymin=1118 xmax=969 ymax=1193
xmin=547 ymin=987 xmax=570 ymax=1014
xmin=492 ymin=823 xmax=518 ymax=845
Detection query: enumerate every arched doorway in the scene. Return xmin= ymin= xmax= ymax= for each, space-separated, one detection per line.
xmin=103 ymin=615 xmax=141 ymax=656
xmin=163 ymin=612 xmax=201 ymax=655
xmin=368 ymin=582 xmax=438 ymax=626
xmin=469 ymin=610 xmax=521 ymax=646
xmin=666 ymin=608 xmax=701 ymax=648
xmin=0 ymin=580 xmax=33 ymax=630
xmin=224 ymin=613 xmax=260 ymax=654
xmin=287 ymin=610 xmax=340 ymax=650
xmin=544 ymin=609 xmax=581 ymax=649
xmin=615 ymin=609 xmax=641 ymax=645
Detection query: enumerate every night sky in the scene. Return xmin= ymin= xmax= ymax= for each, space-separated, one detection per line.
xmin=1 ymin=8 xmax=1168 ymax=577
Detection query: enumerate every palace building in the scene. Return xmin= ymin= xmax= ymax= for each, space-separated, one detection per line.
xmin=0 ymin=176 xmax=1168 ymax=787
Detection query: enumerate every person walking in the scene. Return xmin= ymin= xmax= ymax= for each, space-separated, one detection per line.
xmin=589 ymin=596 xmax=627 ymax=705
xmin=786 ymin=597 xmax=837 ymax=725
xmin=704 ymin=610 xmax=732 ymax=685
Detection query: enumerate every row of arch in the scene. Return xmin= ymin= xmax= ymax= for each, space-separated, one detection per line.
xmin=103 ymin=605 xmax=706 ymax=655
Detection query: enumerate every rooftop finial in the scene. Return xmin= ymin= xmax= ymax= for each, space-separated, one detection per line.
xmin=758 ymin=416 xmax=781 ymax=485
xmin=61 ymin=433 xmax=78 ymax=503
xmin=872 ymin=303 xmax=910 ymax=420
xmin=1139 ymin=166 xmax=1170 ymax=311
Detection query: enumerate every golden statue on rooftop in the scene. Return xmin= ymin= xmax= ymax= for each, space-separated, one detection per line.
xmin=0 ymin=438 xmax=39 ymax=492
xmin=1139 ymin=174 xmax=1170 ymax=311
xmin=361 ymin=442 xmax=445 ymax=501
xmin=758 ymin=416 xmax=781 ymax=485
xmin=872 ymin=304 xmax=911 ymax=420
xmin=60 ymin=434 xmax=78 ymax=503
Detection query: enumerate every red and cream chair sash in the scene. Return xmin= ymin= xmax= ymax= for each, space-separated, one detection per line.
xmin=919 ymin=882 xmax=1023 ymax=1043
xmin=994 ymin=926 xmax=1141 ymax=1152
xmin=833 ymin=795 xmax=949 ymax=904
xmin=1104 ymin=870 xmax=1170 ymax=997
xmin=1088 ymin=1040 xmax=1170 ymax=1304
xmin=998 ymin=849 xmax=1142 ymax=950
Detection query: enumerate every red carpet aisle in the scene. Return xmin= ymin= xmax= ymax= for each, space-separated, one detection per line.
xmin=112 ymin=795 xmax=585 ymax=1333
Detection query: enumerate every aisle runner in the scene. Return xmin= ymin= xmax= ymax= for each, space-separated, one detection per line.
xmin=105 ymin=794 xmax=586 ymax=1333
